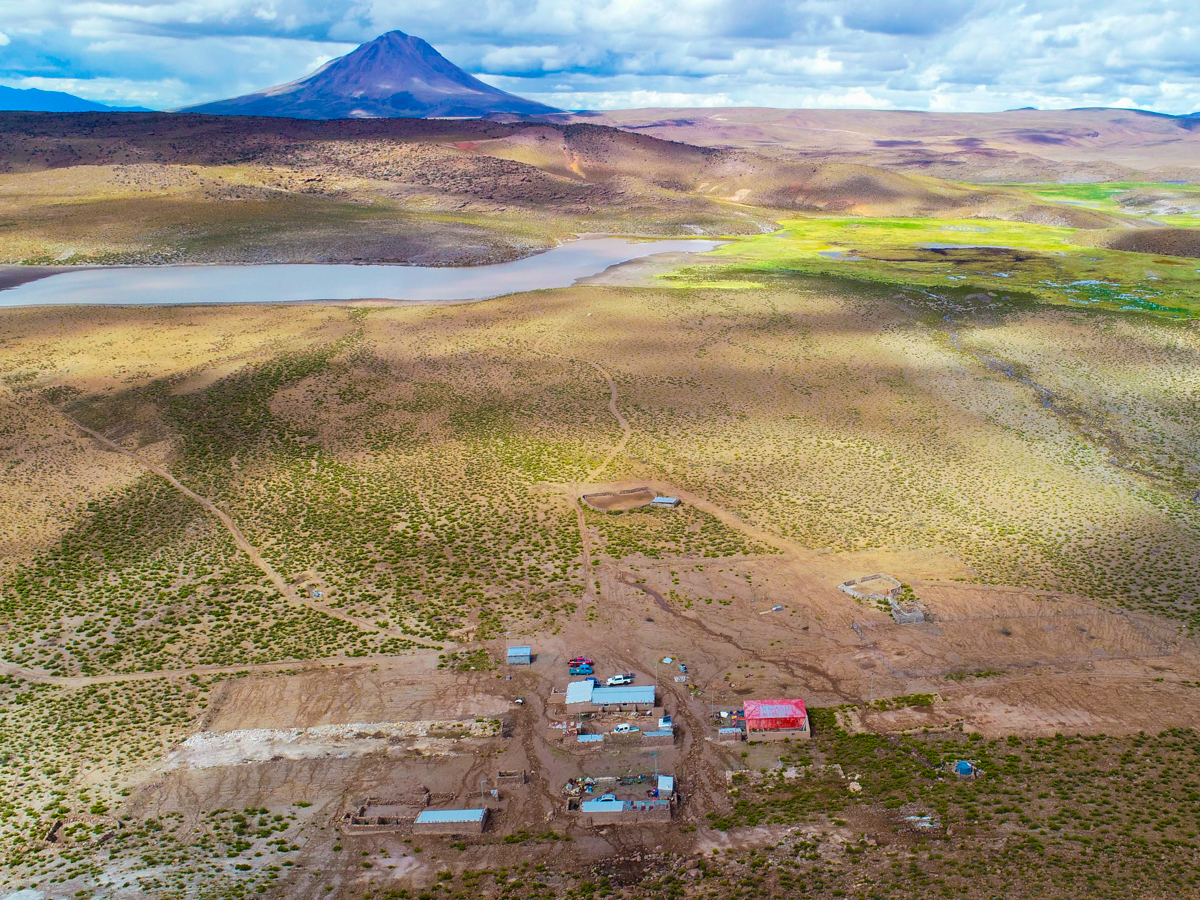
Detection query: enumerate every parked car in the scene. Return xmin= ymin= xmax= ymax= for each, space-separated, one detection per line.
xmin=606 ymin=673 xmax=634 ymax=686
xmin=569 ymin=657 xmax=594 ymax=666
xmin=612 ymin=723 xmax=639 ymax=734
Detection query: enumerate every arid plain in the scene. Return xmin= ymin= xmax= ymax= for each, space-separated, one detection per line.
xmin=2 ymin=110 xmax=1200 ymax=900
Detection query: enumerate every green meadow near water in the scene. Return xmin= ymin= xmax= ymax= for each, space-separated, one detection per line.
xmin=669 ymin=214 xmax=1200 ymax=320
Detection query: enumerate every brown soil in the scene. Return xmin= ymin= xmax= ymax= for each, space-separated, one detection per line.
xmin=0 ymin=112 xmax=1110 ymax=269
xmin=1104 ymin=226 xmax=1200 ymax=258
xmin=581 ymin=488 xmax=655 ymax=512
xmin=561 ymin=107 xmax=1200 ymax=181
xmin=6 ymin=269 xmax=1200 ymax=894
xmin=0 ymin=265 xmax=71 ymax=290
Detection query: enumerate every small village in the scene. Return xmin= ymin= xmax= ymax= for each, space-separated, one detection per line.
xmin=334 ymin=641 xmax=813 ymax=840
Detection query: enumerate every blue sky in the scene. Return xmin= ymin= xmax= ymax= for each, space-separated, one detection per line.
xmin=0 ymin=0 xmax=1197 ymax=113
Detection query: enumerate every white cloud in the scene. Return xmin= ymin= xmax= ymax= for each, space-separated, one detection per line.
xmin=0 ymin=1 xmax=1197 ymax=113
xmin=532 ymin=89 xmax=736 ymax=110
xmin=811 ymin=86 xmax=889 ymax=108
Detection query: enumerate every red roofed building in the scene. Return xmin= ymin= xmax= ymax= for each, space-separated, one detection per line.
xmin=743 ymin=698 xmax=810 ymax=742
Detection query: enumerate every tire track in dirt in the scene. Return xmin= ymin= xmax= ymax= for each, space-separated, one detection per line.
xmin=614 ymin=570 xmax=848 ymax=698
xmin=577 ymin=505 xmax=596 ymax=605
xmin=515 ymin=688 xmax=565 ymax=828
xmin=62 ymin=412 xmax=414 ymax=642
xmin=581 ymin=360 xmax=630 ymax=482
xmin=600 ymin=633 xmax=725 ymax=830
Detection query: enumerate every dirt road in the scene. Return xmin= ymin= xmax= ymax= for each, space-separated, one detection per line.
xmin=63 ymin=412 xmax=418 ymax=642
xmin=581 ymin=360 xmax=630 ymax=482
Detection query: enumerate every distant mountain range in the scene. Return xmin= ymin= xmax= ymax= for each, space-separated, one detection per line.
xmin=0 ymin=85 xmax=152 ymax=113
xmin=181 ymin=30 xmax=558 ymax=120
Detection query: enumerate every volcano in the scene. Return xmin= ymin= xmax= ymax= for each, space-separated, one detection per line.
xmin=181 ymin=30 xmax=559 ymax=119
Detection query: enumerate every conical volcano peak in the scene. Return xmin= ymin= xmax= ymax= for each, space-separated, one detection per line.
xmin=182 ymin=30 xmax=558 ymax=119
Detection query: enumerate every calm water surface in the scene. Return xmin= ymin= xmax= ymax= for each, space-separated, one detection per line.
xmin=0 ymin=238 xmax=722 ymax=307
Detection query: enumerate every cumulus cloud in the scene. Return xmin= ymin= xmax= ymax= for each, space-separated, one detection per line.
xmin=0 ymin=0 xmax=1196 ymax=113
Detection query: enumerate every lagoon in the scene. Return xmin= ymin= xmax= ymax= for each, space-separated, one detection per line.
xmin=0 ymin=237 xmax=722 ymax=307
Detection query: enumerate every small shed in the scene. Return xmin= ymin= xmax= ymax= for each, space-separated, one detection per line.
xmin=657 ymin=775 xmax=675 ymax=797
xmin=506 ymin=645 xmax=532 ymax=666
xmin=651 ymin=496 xmax=682 ymax=509
xmin=412 ymin=808 xmax=489 ymax=835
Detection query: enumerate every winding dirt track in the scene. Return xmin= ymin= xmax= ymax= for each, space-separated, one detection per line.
xmin=64 ymin=416 xmax=409 ymax=640
xmin=581 ymin=361 xmax=630 ymax=482
xmin=0 ymin=411 xmax=431 ymax=687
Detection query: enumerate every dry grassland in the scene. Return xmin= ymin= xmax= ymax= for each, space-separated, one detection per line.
xmin=3 ymin=276 xmax=1199 ymax=666
xmin=3 ymin=264 xmax=1200 ymax=898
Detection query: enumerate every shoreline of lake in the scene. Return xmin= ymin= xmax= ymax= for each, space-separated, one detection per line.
xmin=0 ymin=237 xmax=725 ymax=308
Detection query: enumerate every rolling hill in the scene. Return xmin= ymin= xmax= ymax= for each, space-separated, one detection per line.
xmin=561 ymin=106 xmax=1200 ymax=182
xmin=0 ymin=85 xmax=151 ymax=113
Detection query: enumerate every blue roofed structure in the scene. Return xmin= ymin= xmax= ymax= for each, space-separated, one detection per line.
xmin=506 ymin=645 xmax=532 ymax=665
xmin=581 ymin=796 xmax=630 ymax=813
xmin=412 ymin=807 xmax=490 ymax=833
xmin=591 ymin=685 xmax=656 ymax=706
xmin=578 ymin=790 xmax=674 ymax=823
xmin=561 ymin=680 xmax=655 ymax=712
xmin=565 ymin=680 xmax=595 ymax=704
xmin=414 ymin=809 xmax=487 ymax=824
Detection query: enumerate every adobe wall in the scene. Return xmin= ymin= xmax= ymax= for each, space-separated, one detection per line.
xmin=747 ymin=724 xmax=811 ymax=742
xmin=581 ymin=805 xmax=673 ymax=826
xmin=412 ymin=813 xmax=489 ymax=835
xmin=838 ymin=573 xmax=903 ymax=602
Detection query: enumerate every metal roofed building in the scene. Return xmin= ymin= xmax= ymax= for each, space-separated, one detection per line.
xmin=506 ymin=645 xmax=532 ymax=666
xmin=581 ymin=796 xmax=629 ymax=813
xmin=743 ymin=698 xmax=811 ymax=742
xmin=412 ymin=808 xmax=490 ymax=835
xmin=593 ymin=684 xmax=655 ymax=705
xmin=563 ymin=681 xmax=656 ymax=712
xmin=565 ymin=680 xmax=595 ymax=705
xmin=658 ymin=775 xmax=675 ymax=796
xmin=717 ymin=726 xmax=744 ymax=742
xmin=578 ymin=792 xmax=674 ymax=825
xmin=651 ymin=496 xmax=681 ymax=508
